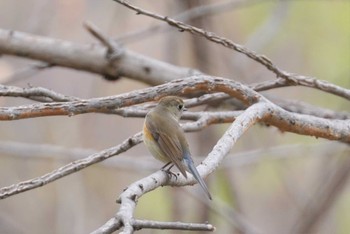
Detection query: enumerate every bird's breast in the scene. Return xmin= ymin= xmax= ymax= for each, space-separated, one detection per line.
xmin=143 ymin=122 xmax=170 ymax=163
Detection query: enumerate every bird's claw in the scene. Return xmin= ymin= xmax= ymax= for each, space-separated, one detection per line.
xmin=161 ymin=168 xmax=178 ymax=180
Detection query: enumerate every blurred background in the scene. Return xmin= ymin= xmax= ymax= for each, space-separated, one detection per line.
xmin=0 ymin=0 xmax=349 ymax=233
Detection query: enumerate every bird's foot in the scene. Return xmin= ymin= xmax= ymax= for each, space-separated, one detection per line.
xmin=161 ymin=163 xmax=177 ymax=180
xmin=161 ymin=168 xmax=178 ymax=180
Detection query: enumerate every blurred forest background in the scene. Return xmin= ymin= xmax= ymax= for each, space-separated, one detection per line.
xmin=0 ymin=0 xmax=349 ymax=233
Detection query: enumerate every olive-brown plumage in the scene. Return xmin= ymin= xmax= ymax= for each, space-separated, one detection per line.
xmin=143 ymin=96 xmax=212 ymax=200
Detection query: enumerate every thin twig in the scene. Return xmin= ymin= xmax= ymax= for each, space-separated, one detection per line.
xmin=0 ymin=84 xmax=80 ymax=102
xmin=132 ymin=219 xmax=215 ymax=232
xmin=113 ymin=0 xmax=350 ymax=101
xmin=0 ymin=132 xmax=143 ymax=199
xmin=84 ymin=21 xmax=125 ymax=61
xmin=1 ymin=28 xmax=349 ymax=100
xmin=116 ymin=0 xmax=266 ymax=44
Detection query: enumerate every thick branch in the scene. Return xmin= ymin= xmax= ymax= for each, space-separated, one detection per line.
xmin=1 ymin=76 xmax=349 ymax=143
xmin=0 ymin=29 xmax=199 ymax=85
xmin=266 ymin=106 xmax=350 ymax=142
xmin=0 ymin=76 xmax=259 ymax=120
xmin=2 ymin=81 xmax=349 ymax=120
xmin=1 ymin=28 xmax=349 ymax=101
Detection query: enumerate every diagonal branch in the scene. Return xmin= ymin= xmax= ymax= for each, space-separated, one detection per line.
xmin=116 ymin=0 xmax=266 ymax=43
xmin=1 ymin=28 xmax=349 ymax=100
xmin=113 ymin=0 xmax=350 ymax=101
xmin=0 ymin=103 xmax=253 ymax=200
xmin=0 ymin=132 xmax=143 ymax=199
xmin=94 ymin=102 xmax=269 ymax=233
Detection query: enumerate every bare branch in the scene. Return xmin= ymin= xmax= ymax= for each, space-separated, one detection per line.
xmin=1 ymin=95 xmax=347 ymax=201
xmin=1 ymin=28 xmax=349 ymax=101
xmin=0 ymin=76 xmax=260 ymax=120
xmin=0 ymin=2 xmax=348 ymax=233
xmin=83 ymin=21 xmax=127 ymax=81
xmin=132 ymin=219 xmax=215 ymax=232
xmin=0 ymin=141 xmax=158 ymax=172
xmin=0 ymin=29 xmax=199 ymax=85
xmin=268 ymin=95 xmax=350 ymax=120
xmin=0 ymin=84 xmax=80 ymax=102
xmin=0 ymin=76 xmax=349 ymax=143
xmin=84 ymin=21 xmax=121 ymax=56
xmin=94 ymin=102 xmax=268 ymax=233
xmin=0 ymin=132 xmax=142 ymax=199
xmin=2 ymin=78 xmax=348 ymax=121
xmin=113 ymin=0 xmax=350 ymax=101
xmin=91 ymin=218 xmax=215 ymax=234
xmin=265 ymin=106 xmax=350 ymax=142
xmin=0 ymin=101 xmax=256 ymax=201
xmin=117 ymin=0 xmax=266 ymax=44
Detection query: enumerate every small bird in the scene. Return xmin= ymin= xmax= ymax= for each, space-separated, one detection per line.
xmin=143 ymin=96 xmax=212 ymax=200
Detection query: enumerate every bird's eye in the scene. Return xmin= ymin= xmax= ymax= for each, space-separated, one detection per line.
xmin=178 ymin=104 xmax=183 ymax=110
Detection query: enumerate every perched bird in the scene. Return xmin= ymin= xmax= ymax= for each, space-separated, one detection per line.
xmin=143 ymin=96 xmax=212 ymax=200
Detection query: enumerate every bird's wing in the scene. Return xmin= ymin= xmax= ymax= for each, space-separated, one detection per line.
xmin=146 ymin=114 xmax=188 ymax=177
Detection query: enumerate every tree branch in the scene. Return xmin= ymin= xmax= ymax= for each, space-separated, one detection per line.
xmin=0 ymin=84 xmax=80 ymax=102
xmin=0 ymin=2 xmax=348 ymax=233
xmin=116 ymin=0 xmax=266 ymax=44
xmin=0 ymin=29 xmax=199 ymax=85
xmin=132 ymin=219 xmax=215 ymax=232
xmin=0 ymin=76 xmax=259 ymax=120
xmin=0 ymin=132 xmax=142 ymax=199
xmin=1 ymin=76 xmax=349 ymax=143
xmin=94 ymin=102 xmax=268 ymax=233
xmin=113 ymin=0 xmax=350 ymax=101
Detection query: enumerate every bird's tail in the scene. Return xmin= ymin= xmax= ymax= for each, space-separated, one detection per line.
xmin=184 ymin=155 xmax=212 ymax=200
